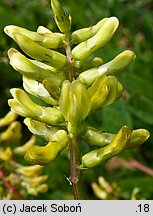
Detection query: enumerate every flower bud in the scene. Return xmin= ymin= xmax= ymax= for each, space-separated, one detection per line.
xmin=92 ymin=57 xmax=104 ymax=67
xmin=24 ymin=129 xmax=68 ymax=165
xmin=23 ymin=76 xmax=59 ymax=106
xmin=4 ymin=25 xmax=63 ymax=49
xmin=35 ymin=184 xmax=48 ymax=194
xmin=72 ymin=18 xmax=109 ymax=44
xmin=80 ymin=149 xmax=101 ymax=168
xmin=127 ymin=129 xmax=150 ymax=149
xmin=78 ymin=50 xmax=135 ymax=86
xmin=42 ymin=79 xmax=61 ymax=100
xmin=78 ymin=67 xmax=109 ymax=86
xmin=98 ymin=176 xmax=112 ymax=193
xmin=92 ymin=176 xmax=112 ymax=199
xmin=88 ymin=75 xmax=109 ymax=110
xmin=39 ymin=107 xmax=64 ymax=126
xmin=37 ymin=26 xmax=65 ymax=41
xmin=25 ymin=141 xmax=61 ymax=165
xmin=51 ymin=0 xmax=72 ymax=33
xmin=0 ymin=121 xmax=22 ymax=144
xmin=84 ymin=127 xmax=115 ymax=147
xmin=91 ymin=182 xmax=107 ymax=200
xmin=75 ymin=57 xmax=104 ymax=73
xmin=10 ymin=88 xmax=42 ymax=116
xmin=9 ymin=88 xmax=64 ymax=126
xmin=84 ymin=128 xmax=150 ymax=149
xmin=0 ymin=111 xmax=18 ymax=127
xmin=26 ymin=184 xmax=48 ymax=196
xmin=81 ymin=126 xmax=131 ymax=168
xmin=37 ymin=26 xmax=53 ymax=34
xmin=8 ymin=48 xmax=57 ymax=81
xmin=24 ymin=118 xmax=60 ymax=141
xmin=88 ymin=75 xmax=123 ymax=109
xmin=59 ymin=80 xmax=91 ymax=127
xmin=98 ymin=50 xmax=136 ymax=75
xmin=8 ymin=99 xmax=35 ymax=118
xmin=0 ymin=147 xmax=12 ymax=161
xmin=72 ymin=17 xmax=119 ymax=60
xmin=12 ymin=33 xmax=66 ymax=68
xmin=102 ymin=76 xmax=123 ymax=106
xmin=22 ymin=175 xmax=48 ymax=188
xmin=17 ymin=165 xmax=43 ymax=177
xmin=97 ymin=126 xmax=131 ymax=158
xmin=14 ymin=135 xmax=36 ymax=155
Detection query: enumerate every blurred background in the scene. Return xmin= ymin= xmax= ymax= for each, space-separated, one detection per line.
xmin=0 ymin=0 xmax=153 ymax=199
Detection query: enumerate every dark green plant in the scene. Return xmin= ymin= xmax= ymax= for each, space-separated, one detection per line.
xmin=4 ymin=0 xmax=150 ymax=199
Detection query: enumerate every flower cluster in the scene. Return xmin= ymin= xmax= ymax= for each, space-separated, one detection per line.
xmin=4 ymin=0 xmax=149 ymax=169
xmin=0 ymin=111 xmax=48 ymax=199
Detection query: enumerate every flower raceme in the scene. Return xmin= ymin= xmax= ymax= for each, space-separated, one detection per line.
xmin=0 ymin=111 xmax=48 ymax=198
xmin=4 ymin=0 xmax=149 ymax=169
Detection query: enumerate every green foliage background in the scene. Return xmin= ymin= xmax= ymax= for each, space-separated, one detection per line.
xmin=0 ymin=0 xmax=153 ymax=199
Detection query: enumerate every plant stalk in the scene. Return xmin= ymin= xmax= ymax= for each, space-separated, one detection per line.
xmin=69 ymin=134 xmax=81 ymax=200
xmin=64 ymin=33 xmax=74 ymax=82
xmin=0 ymin=166 xmax=23 ymax=200
xmin=64 ymin=33 xmax=82 ymax=199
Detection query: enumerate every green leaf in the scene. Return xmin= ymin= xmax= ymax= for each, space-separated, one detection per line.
xmin=100 ymin=98 xmax=133 ymax=133
xmin=128 ymin=94 xmax=153 ymax=125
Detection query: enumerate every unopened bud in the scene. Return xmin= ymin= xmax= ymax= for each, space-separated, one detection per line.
xmin=0 ymin=147 xmax=12 ymax=161
xmin=102 ymin=76 xmax=123 ymax=106
xmin=98 ymin=176 xmax=112 ymax=193
xmin=88 ymin=75 xmax=123 ymax=109
xmin=127 ymin=129 xmax=150 ymax=149
xmin=27 ymin=184 xmax=48 ymax=195
xmin=24 ymin=118 xmax=57 ymax=141
xmin=88 ymin=75 xmax=109 ymax=110
xmin=42 ymin=79 xmax=61 ymax=100
xmin=22 ymin=175 xmax=48 ymax=188
xmin=37 ymin=26 xmax=53 ymax=34
xmin=72 ymin=17 xmax=119 ymax=60
xmin=10 ymin=88 xmax=42 ymax=116
xmin=0 ymin=121 xmax=22 ymax=144
xmin=59 ymin=80 xmax=91 ymax=127
xmin=37 ymin=26 xmax=65 ymax=41
xmin=98 ymin=50 xmax=136 ymax=75
xmin=91 ymin=182 xmax=107 ymax=200
xmin=84 ymin=127 xmax=115 ymax=147
xmin=78 ymin=67 xmax=109 ymax=86
xmin=4 ymin=25 xmax=63 ymax=49
xmin=72 ymin=18 xmax=109 ymax=44
xmin=14 ymin=135 xmax=36 ymax=155
xmin=9 ymin=88 xmax=64 ymax=126
xmin=8 ymin=48 xmax=57 ymax=81
xmin=17 ymin=165 xmax=43 ymax=177
xmin=12 ymin=33 xmax=66 ymax=68
xmin=24 ymin=129 xmax=68 ymax=165
xmin=23 ymin=76 xmax=59 ymax=106
xmin=39 ymin=107 xmax=64 ymax=126
xmin=81 ymin=126 xmax=131 ymax=168
xmin=0 ymin=111 xmax=18 ymax=127
xmin=51 ymin=0 xmax=72 ymax=33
